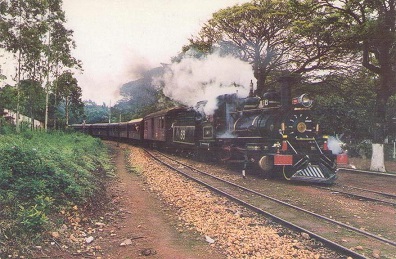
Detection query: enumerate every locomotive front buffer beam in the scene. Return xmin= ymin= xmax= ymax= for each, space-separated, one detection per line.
xmin=272 ymin=153 xmax=338 ymax=184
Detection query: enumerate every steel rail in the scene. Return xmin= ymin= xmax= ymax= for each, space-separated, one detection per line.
xmin=155 ymin=150 xmax=396 ymax=247
xmin=345 ymin=185 xmax=396 ymax=199
xmin=145 ymin=149 xmax=369 ymax=259
xmin=317 ymin=186 xmax=396 ymax=207
xmin=339 ymin=167 xmax=396 ymax=177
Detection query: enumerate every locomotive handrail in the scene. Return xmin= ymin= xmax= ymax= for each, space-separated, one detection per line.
xmin=294 ymin=137 xmax=316 ymax=140
xmin=230 ymin=106 xmax=281 ymax=113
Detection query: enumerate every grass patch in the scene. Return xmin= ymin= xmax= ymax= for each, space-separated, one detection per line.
xmin=0 ymin=129 xmax=112 ymax=256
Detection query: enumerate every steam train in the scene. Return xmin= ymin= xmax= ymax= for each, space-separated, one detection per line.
xmin=71 ymin=79 xmax=348 ymax=184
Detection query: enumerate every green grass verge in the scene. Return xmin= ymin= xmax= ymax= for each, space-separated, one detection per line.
xmin=0 ymin=129 xmax=113 ymax=256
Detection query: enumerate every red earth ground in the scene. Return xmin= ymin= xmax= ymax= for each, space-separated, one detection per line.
xmin=30 ymin=142 xmax=224 ymax=259
xmin=37 ymin=143 xmax=395 ymax=258
xmin=91 ymin=142 xmax=226 ymax=259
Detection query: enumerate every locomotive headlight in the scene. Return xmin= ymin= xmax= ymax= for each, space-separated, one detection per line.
xmin=302 ymin=94 xmax=312 ymax=107
xmin=293 ymin=94 xmax=313 ymax=108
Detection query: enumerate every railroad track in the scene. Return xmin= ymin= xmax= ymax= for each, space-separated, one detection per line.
xmin=317 ymin=184 xmax=396 ymax=206
xmin=339 ymin=167 xmax=396 ymax=177
xmin=333 ymin=167 xmax=396 ymax=206
xmin=144 ymin=149 xmax=396 ymax=259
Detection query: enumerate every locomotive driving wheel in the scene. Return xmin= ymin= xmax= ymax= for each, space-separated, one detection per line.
xmin=258 ymin=155 xmax=274 ymax=178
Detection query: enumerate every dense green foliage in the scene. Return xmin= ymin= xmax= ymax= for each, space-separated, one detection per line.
xmin=83 ymin=100 xmax=110 ymax=124
xmin=0 ymin=0 xmax=81 ymax=131
xmin=0 ymin=74 xmax=84 ymax=129
xmin=294 ymin=70 xmax=376 ymax=140
xmin=300 ymin=0 xmax=396 ymax=146
xmin=0 ymin=129 xmax=111 ymax=253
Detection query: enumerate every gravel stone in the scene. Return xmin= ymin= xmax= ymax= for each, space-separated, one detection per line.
xmin=128 ymin=147 xmax=330 ymax=258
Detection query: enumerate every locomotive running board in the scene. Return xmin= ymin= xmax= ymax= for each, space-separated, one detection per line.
xmin=290 ymin=164 xmax=337 ymax=184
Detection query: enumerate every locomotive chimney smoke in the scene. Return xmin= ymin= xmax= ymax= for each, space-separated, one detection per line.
xmin=154 ymin=52 xmax=254 ymax=115
xmin=126 ymin=60 xmax=152 ymax=80
xmin=107 ymin=53 xmax=152 ymax=104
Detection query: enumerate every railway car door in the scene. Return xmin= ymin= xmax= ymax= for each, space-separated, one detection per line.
xmin=144 ymin=119 xmax=151 ymax=140
xmin=151 ymin=118 xmax=155 ymax=139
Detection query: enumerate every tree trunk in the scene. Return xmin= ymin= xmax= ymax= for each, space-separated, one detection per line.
xmin=30 ymin=100 xmax=34 ymax=131
xmin=370 ymin=143 xmax=386 ymax=172
xmin=44 ymin=82 xmax=49 ymax=131
xmin=369 ymin=73 xmax=390 ymax=172
xmin=255 ymin=71 xmax=266 ymax=97
xmin=66 ymin=96 xmax=69 ymax=126
xmin=253 ymin=45 xmax=267 ymax=96
xmin=53 ymin=65 xmax=59 ymax=129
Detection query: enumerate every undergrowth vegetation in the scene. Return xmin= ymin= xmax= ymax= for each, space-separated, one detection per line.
xmin=0 ymin=128 xmax=112 ymax=256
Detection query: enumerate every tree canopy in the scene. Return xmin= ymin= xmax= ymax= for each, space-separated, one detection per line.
xmin=184 ymin=0 xmax=358 ymax=95
xmin=54 ymin=71 xmax=83 ymax=126
xmin=0 ymin=0 xmax=81 ymax=130
xmin=305 ymin=0 xmax=396 ymax=170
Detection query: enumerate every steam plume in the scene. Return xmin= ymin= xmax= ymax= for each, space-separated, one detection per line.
xmin=328 ymin=136 xmax=344 ymax=155
xmin=155 ymin=52 xmax=254 ymax=115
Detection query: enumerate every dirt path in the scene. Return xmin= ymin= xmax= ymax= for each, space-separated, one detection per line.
xmin=94 ymin=142 xmax=225 ymax=258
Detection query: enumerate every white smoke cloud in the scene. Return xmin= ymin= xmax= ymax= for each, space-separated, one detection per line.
xmin=328 ymin=136 xmax=344 ymax=155
xmin=156 ymin=52 xmax=254 ymax=115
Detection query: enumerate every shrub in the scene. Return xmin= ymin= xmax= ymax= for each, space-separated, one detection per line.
xmin=346 ymin=141 xmax=372 ymax=158
xmin=17 ymin=196 xmax=53 ymax=233
xmin=0 ymin=130 xmax=112 ymax=255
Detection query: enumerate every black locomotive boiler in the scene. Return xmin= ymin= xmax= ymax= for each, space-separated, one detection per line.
xmin=71 ymin=79 xmax=348 ymax=184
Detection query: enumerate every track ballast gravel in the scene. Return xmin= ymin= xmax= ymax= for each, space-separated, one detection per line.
xmin=128 ymin=147 xmax=341 ymax=258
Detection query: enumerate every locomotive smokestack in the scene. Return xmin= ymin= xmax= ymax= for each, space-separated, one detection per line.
xmin=279 ymin=76 xmax=292 ymax=112
xmin=249 ymin=80 xmax=254 ymax=97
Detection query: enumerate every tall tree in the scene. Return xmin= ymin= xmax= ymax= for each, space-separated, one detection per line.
xmin=187 ymin=0 xmax=355 ymax=96
xmin=0 ymin=1 xmax=11 ymax=52
xmin=42 ymin=0 xmax=81 ymax=130
xmin=287 ymin=1 xmax=359 ymax=76
xmin=0 ymin=84 xmax=18 ymax=111
xmin=316 ymin=0 xmax=396 ymax=171
xmin=0 ymin=0 xmax=80 ymax=131
xmin=1 ymin=0 xmax=46 ymax=131
xmin=19 ymin=79 xmax=46 ymax=128
xmin=55 ymin=71 xmax=83 ymax=127
xmin=188 ymin=0 xmax=293 ymax=95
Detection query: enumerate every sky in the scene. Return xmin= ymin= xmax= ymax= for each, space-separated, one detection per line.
xmin=61 ymin=0 xmax=249 ymax=105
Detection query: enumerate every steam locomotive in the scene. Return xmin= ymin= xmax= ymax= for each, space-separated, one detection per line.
xmin=71 ymin=78 xmax=348 ymax=184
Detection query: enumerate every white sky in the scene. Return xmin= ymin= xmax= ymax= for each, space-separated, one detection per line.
xmin=61 ymin=0 xmax=248 ymax=105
